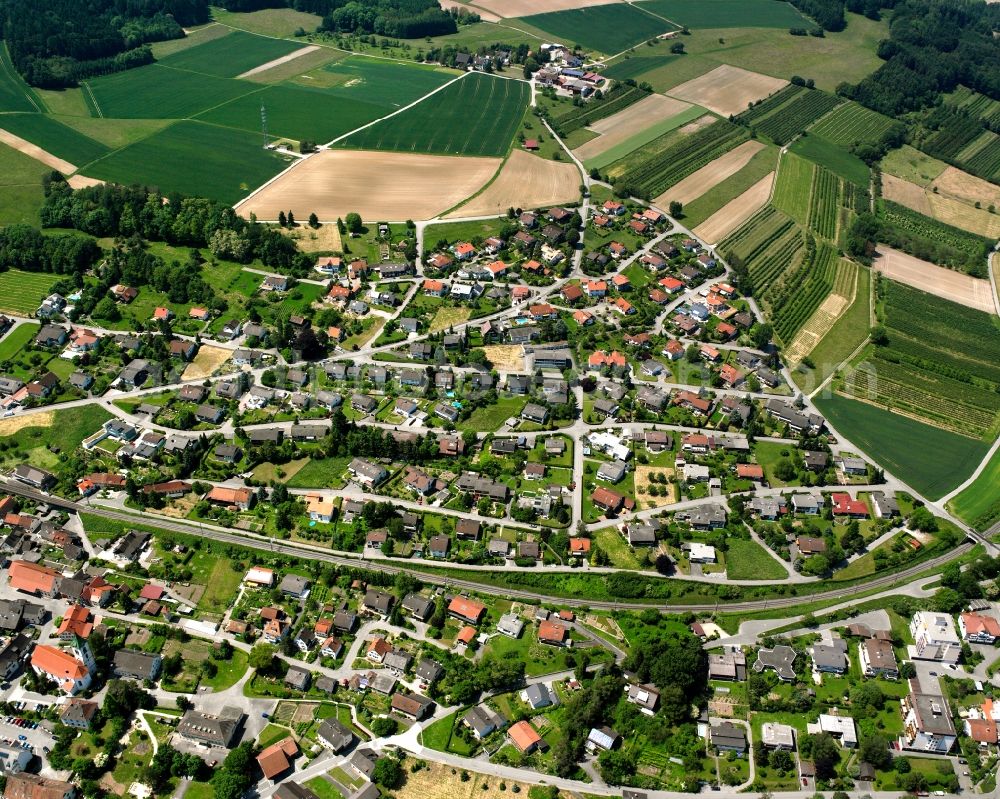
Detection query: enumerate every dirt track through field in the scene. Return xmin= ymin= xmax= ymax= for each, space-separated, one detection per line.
xmin=469 ymin=0 xmax=619 ymax=17
xmin=67 ymin=175 xmax=104 ymax=189
xmin=693 ymin=171 xmax=774 ymax=244
xmin=237 ymin=45 xmax=320 ymax=79
xmin=236 ymin=149 xmax=500 ymax=222
xmin=873 ymin=245 xmax=997 ymax=314
xmin=0 ymin=129 xmax=75 ymax=174
xmin=573 ymin=94 xmax=692 ymax=161
xmin=655 ymin=140 xmax=764 ymax=207
xmin=444 ymin=150 xmax=579 ymax=217
xmin=666 ymin=64 xmax=786 ymax=118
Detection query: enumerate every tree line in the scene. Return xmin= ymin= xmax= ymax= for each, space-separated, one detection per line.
xmin=0 ymin=0 xmax=209 ymax=87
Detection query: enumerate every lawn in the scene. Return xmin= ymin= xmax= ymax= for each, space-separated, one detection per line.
xmin=189 ymin=550 xmax=245 ymax=618
xmin=159 ymin=29 xmax=304 ymax=78
xmin=423 ymin=217 xmax=509 ymax=245
xmin=789 ymin=132 xmax=871 ymax=187
xmin=724 ymin=538 xmax=787 ymax=580
xmin=336 ymin=72 xmax=528 ymax=157
xmin=286 ymin=456 xmax=351 ymax=489
xmin=484 ymin=630 xmax=585 ymax=676
xmin=949 ymin=447 xmax=1000 ymax=532
xmin=593 ymin=528 xmax=642 ymax=569
xmin=521 ymin=5 xmax=678 ymax=55
xmin=200 ymin=647 xmax=249 ymax=690
xmin=754 ymin=440 xmax=801 ymax=488
xmin=636 ymin=0 xmax=810 ymax=28
xmin=420 ymin=713 xmax=475 ymax=755
xmin=304 ymin=778 xmax=344 ymax=799
xmin=0 ymin=321 xmax=39 ymax=359
xmin=456 ymin=396 xmax=526 ymax=432
xmin=258 ymin=723 xmax=293 ymax=748
xmin=0 ymin=113 xmax=109 ymax=167
xmin=0 ymin=404 xmax=112 ymax=471
xmin=84 ymin=120 xmax=289 ymax=204
xmin=0 ymin=143 xmax=50 ymax=226
xmin=814 ymin=393 xmax=990 ymax=500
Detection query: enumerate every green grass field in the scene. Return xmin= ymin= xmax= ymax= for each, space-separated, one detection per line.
xmin=51 ymin=116 xmax=172 ymax=149
xmin=0 ymin=113 xmax=108 ymax=167
xmin=197 ymin=83 xmax=385 ymax=144
xmin=0 ymin=43 xmax=40 ymax=112
xmin=771 ymin=151 xmax=813 ymax=225
xmin=457 ymin=396 xmax=525 ymax=432
xmin=212 ymin=7 xmax=325 ymax=37
xmin=789 ymin=132 xmax=870 ymax=187
xmin=84 ymin=121 xmax=288 ymax=203
xmin=0 ymin=405 xmax=113 ymax=471
xmin=949 ymin=447 xmax=1000 ymax=532
xmin=0 ymin=321 xmax=39 ymax=360
xmin=602 ymin=54 xmax=679 ymax=82
xmin=814 ymin=393 xmax=989 ymax=500
xmin=0 ymin=143 xmax=49 ymax=225
xmin=880 ymin=144 xmax=949 ymax=186
xmin=85 ymin=64 xmax=259 ymax=120
xmin=521 ymin=5 xmax=677 ymax=55
xmin=159 ymin=29 xmax=304 ymax=78
xmin=636 ymin=0 xmax=809 ymax=28
xmin=313 ymin=56 xmax=455 ymax=108
xmin=0 ymin=270 xmax=57 ymax=315
xmin=338 ymin=73 xmax=527 ymax=157
xmin=634 ymin=13 xmax=888 ymax=94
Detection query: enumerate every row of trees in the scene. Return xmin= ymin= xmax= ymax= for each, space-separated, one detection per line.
xmin=1 ymin=0 xmax=208 ymax=87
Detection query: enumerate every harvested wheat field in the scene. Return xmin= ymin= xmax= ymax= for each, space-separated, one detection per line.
xmin=881 ymin=174 xmax=933 ymax=215
xmin=874 ymin=245 xmax=997 ymax=314
xmin=443 ymin=1 xmax=502 ymax=21
xmin=237 ymin=150 xmax=500 ymax=222
xmin=694 ymin=172 xmax=775 ymax=244
xmin=182 ymin=345 xmax=231 ymax=381
xmin=482 ymin=344 xmax=525 ymax=371
xmin=667 ymin=65 xmax=786 ymax=118
xmin=656 ymin=140 xmax=764 ymax=207
xmin=396 ymin=763 xmax=536 ymax=799
xmin=0 ymin=410 xmax=53 ymax=436
xmin=0 ymin=129 xmax=75 ymax=173
xmin=470 ymin=0 xmax=619 ymax=17
xmin=281 ymin=222 xmax=342 ymax=253
xmin=573 ymin=95 xmax=692 ymax=161
xmin=634 ymin=465 xmax=677 ymax=508
xmin=883 ymin=174 xmax=1000 ymax=238
xmin=932 ymin=166 xmax=1000 ymax=209
xmin=445 ymin=150 xmax=578 ymax=217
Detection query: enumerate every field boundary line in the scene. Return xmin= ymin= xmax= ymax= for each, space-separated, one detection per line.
xmin=81 ymin=81 xmax=104 ymax=118
xmin=0 ymin=43 xmax=41 ymax=113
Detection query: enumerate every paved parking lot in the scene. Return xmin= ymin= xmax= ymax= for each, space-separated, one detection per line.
xmin=0 ymin=713 xmax=56 ymax=759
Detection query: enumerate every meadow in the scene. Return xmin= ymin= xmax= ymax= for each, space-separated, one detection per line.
xmin=159 ymin=29 xmax=304 ymax=78
xmin=0 ymin=143 xmax=49 ymax=225
xmin=314 ymin=56 xmax=454 ymax=108
xmin=0 ymin=113 xmax=108 ymax=166
xmin=724 ymin=538 xmax=788 ymax=580
xmin=337 ymin=73 xmax=528 ymax=157
xmin=84 ymin=121 xmax=289 ymax=204
xmin=814 ymin=394 xmax=988 ymax=500
xmin=520 ymin=5 xmax=676 ymax=54
xmin=949 ymin=448 xmax=1000 ymax=532
xmin=210 ymin=7 xmax=325 ymax=38
xmin=0 ymin=270 xmax=57 ymax=315
xmin=637 ymin=0 xmax=810 ymax=28
xmin=602 ymin=54 xmax=678 ymax=82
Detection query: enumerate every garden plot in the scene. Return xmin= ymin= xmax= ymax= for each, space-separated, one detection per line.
xmin=655 ymin=139 xmax=763 ymax=206
xmin=874 ymin=246 xmax=996 ymax=314
xmin=236 ymin=149 xmax=500 ymax=222
xmin=573 ymin=94 xmax=692 ymax=161
xmin=444 ymin=150 xmax=578 ymax=218
xmin=693 ymin=171 xmax=774 ymax=243
xmin=666 ymin=64 xmax=786 ymax=118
